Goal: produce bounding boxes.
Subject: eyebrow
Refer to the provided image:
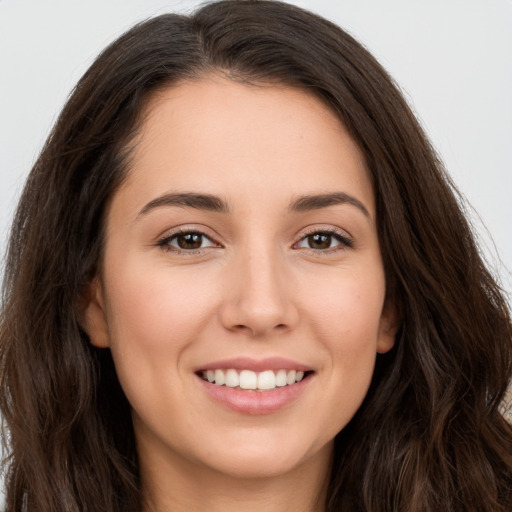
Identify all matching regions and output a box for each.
[137,191,370,218]
[138,192,230,217]
[289,192,370,217]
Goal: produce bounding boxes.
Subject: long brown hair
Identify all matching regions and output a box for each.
[1,1,511,510]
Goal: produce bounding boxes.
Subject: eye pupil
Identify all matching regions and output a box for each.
[177,233,203,249]
[308,233,331,249]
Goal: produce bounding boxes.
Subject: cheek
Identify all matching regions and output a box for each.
[102,261,225,425]
[300,267,385,414]
[302,265,386,345]
[102,260,223,402]
[105,262,218,348]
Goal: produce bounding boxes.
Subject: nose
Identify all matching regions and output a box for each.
[219,247,299,338]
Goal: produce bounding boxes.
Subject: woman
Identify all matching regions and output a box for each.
[1,1,511,511]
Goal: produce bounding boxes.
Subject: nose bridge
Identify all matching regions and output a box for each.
[220,237,297,337]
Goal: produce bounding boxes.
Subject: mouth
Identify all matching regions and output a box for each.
[197,368,313,391]
[195,357,314,414]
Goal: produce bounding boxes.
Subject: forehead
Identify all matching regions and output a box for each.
[115,75,374,218]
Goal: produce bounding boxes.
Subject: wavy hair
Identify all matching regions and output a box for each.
[1,1,511,510]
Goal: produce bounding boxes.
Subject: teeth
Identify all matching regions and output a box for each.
[239,369,257,389]
[214,369,225,386]
[275,369,287,387]
[257,370,275,390]
[201,369,308,390]
[225,369,239,388]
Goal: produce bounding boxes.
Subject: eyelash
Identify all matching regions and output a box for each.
[297,228,353,253]
[157,228,353,254]
[157,228,218,254]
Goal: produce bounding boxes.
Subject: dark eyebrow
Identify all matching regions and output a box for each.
[138,192,229,217]
[289,192,370,218]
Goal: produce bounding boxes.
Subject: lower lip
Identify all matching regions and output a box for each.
[197,374,312,415]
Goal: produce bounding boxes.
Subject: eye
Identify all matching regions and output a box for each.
[296,230,352,251]
[159,231,218,252]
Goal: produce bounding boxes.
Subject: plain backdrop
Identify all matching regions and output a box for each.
[0,0,511,304]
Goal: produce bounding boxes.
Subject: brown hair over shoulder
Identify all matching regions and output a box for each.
[1,1,511,510]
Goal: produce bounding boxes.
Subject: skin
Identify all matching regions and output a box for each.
[83,75,397,512]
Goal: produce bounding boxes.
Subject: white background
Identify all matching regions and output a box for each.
[0,0,511,302]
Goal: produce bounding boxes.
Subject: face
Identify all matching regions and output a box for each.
[84,76,396,484]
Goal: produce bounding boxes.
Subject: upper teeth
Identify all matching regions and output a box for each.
[202,369,305,390]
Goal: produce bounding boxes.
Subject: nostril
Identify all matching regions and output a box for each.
[219,294,299,336]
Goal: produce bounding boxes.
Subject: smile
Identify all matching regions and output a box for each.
[200,369,306,391]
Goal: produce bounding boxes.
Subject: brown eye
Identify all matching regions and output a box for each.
[176,233,203,249]
[164,231,217,251]
[307,233,333,250]
[296,230,352,251]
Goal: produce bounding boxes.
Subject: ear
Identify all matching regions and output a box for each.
[80,277,110,348]
[376,301,399,354]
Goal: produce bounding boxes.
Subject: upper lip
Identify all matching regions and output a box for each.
[196,357,313,373]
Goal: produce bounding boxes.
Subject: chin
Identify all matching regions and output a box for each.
[196,433,334,481]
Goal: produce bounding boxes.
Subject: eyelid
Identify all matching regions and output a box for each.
[293,226,354,252]
[156,226,223,253]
